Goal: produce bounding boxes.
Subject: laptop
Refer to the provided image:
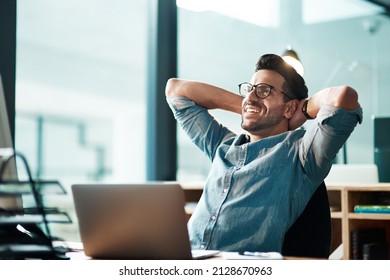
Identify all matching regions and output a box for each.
[71,183,219,259]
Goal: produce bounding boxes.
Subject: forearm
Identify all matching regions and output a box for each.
[304,86,360,119]
[289,86,360,130]
[165,78,242,114]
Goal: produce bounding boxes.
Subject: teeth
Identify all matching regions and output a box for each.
[245,106,260,113]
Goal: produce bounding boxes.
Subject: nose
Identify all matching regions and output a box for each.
[246,87,259,101]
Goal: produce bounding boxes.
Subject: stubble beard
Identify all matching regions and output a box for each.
[241,111,285,135]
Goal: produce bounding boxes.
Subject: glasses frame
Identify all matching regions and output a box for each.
[238,82,293,100]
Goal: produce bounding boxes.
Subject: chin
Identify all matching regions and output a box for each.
[241,122,255,132]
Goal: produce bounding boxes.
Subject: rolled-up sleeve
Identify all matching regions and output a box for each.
[300,104,363,184]
[167,96,236,161]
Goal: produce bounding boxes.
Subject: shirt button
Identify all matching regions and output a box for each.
[223,188,228,193]
[200,244,205,249]
[211,215,216,220]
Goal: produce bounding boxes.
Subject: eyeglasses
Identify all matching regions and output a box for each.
[238,82,293,100]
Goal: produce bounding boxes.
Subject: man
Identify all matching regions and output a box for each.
[165,54,362,253]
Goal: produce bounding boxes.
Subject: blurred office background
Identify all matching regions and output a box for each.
[4,0,390,240]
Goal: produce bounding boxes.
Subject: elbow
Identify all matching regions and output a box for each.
[334,85,360,110]
[165,78,180,97]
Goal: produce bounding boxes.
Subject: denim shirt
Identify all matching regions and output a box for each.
[167,96,362,253]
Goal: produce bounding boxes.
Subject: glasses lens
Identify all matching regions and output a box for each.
[240,83,252,97]
[256,84,271,98]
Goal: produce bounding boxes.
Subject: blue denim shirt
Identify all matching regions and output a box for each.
[167,96,362,253]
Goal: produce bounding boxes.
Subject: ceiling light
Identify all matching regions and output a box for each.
[282,47,304,77]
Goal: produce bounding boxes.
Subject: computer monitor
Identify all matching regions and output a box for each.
[373,116,390,182]
[0,73,22,210]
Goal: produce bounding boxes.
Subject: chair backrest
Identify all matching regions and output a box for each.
[281,181,331,258]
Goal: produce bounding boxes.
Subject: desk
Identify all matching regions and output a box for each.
[181,182,390,260]
[66,249,317,260]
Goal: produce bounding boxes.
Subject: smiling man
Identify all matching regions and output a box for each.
[165,54,362,253]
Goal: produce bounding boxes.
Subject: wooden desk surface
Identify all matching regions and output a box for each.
[326,182,390,191]
[66,251,318,260]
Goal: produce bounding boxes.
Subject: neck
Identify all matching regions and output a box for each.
[247,124,289,142]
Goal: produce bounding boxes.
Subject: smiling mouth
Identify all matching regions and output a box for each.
[244,105,261,113]
[245,108,260,113]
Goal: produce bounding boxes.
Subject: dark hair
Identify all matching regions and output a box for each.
[255,54,308,100]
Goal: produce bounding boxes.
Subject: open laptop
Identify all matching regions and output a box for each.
[71,183,219,259]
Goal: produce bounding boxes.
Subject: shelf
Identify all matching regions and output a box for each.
[0,210,72,224]
[348,213,390,220]
[0,215,43,224]
[330,211,342,219]
[0,244,69,260]
[25,207,72,223]
[0,179,66,195]
[335,182,390,260]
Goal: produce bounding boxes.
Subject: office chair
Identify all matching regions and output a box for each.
[281,181,331,258]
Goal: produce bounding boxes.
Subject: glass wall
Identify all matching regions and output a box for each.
[177,0,390,181]
[15,0,148,241]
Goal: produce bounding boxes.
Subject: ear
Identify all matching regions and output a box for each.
[284,99,299,119]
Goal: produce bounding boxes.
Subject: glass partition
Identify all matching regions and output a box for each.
[16,0,148,241]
